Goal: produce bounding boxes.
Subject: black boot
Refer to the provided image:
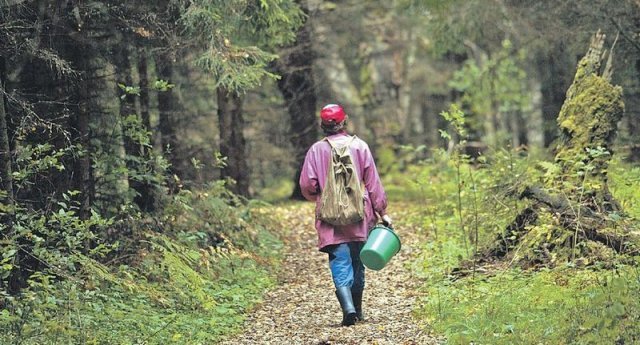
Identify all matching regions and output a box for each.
[352,288,364,322]
[335,286,357,326]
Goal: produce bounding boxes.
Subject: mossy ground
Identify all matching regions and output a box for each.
[388,151,640,344]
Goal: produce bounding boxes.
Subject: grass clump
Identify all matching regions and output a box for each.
[419,265,640,344]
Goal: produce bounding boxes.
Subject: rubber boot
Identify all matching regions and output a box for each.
[352,288,364,322]
[335,286,357,326]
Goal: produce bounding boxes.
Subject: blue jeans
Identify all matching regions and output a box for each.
[326,242,365,290]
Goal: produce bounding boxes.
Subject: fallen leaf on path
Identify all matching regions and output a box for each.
[220,203,442,345]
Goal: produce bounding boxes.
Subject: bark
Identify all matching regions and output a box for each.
[134,47,155,211]
[511,110,529,148]
[538,46,572,147]
[138,49,151,131]
[70,49,96,221]
[72,90,92,221]
[527,79,545,147]
[273,10,319,200]
[398,30,416,144]
[156,56,181,180]
[421,93,448,150]
[0,56,17,293]
[115,48,135,113]
[114,46,137,160]
[0,56,14,228]
[217,87,250,197]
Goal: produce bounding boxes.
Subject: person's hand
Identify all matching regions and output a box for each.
[381,214,393,228]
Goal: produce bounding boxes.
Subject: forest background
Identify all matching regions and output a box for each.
[1,0,640,344]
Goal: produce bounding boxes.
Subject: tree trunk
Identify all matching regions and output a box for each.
[156,56,181,182]
[554,32,624,210]
[273,10,319,200]
[527,79,545,147]
[486,32,633,267]
[217,87,250,197]
[70,44,103,221]
[311,16,365,136]
[421,93,448,151]
[538,46,572,147]
[509,110,529,148]
[625,59,640,161]
[115,47,136,163]
[0,55,19,293]
[72,88,92,221]
[115,46,155,211]
[134,47,155,211]
[398,29,416,144]
[138,49,151,132]
[0,56,14,228]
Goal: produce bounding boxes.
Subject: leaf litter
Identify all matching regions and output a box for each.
[220,202,441,345]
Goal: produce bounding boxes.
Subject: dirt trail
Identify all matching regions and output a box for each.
[221,203,440,345]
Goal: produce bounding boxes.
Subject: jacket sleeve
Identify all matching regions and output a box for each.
[361,143,388,216]
[299,146,320,201]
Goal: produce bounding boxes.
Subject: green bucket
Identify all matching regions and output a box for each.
[360,224,401,271]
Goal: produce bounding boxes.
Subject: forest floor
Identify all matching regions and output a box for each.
[220,202,440,345]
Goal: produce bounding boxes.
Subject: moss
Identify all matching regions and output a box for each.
[551,37,625,207]
[584,239,617,262]
[555,75,624,164]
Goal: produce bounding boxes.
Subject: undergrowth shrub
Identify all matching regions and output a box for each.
[397,145,640,344]
[0,183,282,344]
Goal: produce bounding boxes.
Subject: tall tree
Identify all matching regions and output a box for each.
[177,0,304,197]
[217,87,250,196]
[273,3,319,200]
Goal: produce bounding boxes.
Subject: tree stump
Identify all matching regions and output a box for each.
[488,32,638,267]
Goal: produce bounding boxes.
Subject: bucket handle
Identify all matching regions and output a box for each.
[366,222,401,252]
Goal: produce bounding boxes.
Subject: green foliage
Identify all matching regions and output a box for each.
[0,184,282,344]
[417,266,640,345]
[152,80,175,92]
[440,103,466,139]
[609,157,640,218]
[449,40,530,142]
[177,0,304,91]
[255,177,294,203]
[11,143,74,183]
[118,83,141,99]
[91,114,168,216]
[1,138,117,288]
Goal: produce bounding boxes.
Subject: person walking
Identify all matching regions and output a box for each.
[299,103,392,326]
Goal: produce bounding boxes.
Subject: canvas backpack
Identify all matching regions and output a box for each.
[318,136,365,226]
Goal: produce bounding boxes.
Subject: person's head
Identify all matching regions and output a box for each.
[320,104,348,135]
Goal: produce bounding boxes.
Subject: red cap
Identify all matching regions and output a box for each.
[320,104,346,124]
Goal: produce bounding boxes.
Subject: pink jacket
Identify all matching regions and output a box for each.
[299,132,388,250]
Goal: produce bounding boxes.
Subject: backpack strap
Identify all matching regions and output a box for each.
[324,135,356,150]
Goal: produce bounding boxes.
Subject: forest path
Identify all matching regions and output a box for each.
[220,202,440,345]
